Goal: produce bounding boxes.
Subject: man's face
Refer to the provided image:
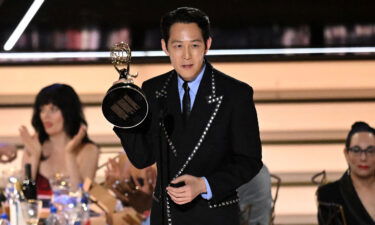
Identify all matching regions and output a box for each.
[162,23,212,81]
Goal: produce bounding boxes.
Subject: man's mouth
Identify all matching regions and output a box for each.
[182,64,193,69]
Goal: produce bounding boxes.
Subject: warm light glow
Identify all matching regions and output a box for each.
[3,0,45,51]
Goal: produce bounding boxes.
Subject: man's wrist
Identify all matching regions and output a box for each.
[200,177,207,194]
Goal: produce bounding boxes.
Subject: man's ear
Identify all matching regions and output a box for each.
[204,37,212,54]
[161,39,169,56]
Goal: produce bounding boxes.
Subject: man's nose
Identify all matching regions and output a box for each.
[183,47,191,60]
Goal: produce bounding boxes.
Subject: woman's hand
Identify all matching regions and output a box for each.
[65,125,86,154]
[19,125,42,157]
[137,166,156,194]
[105,157,125,187]
[111,178,154,213]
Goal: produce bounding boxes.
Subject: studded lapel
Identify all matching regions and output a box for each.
[153,64,225,225]
[154,63,224,181]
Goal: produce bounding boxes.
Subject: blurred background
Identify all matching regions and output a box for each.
[1,0,375,57]
[1,1,375,224]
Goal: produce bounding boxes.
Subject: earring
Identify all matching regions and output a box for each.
[346,167,351,176]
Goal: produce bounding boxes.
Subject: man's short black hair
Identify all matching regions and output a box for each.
[345,121,375,149]
[160,7,211,46]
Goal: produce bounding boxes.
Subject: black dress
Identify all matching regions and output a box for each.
[316,172,375,225]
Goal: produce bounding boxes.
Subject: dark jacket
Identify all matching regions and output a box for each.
[317,172,375,225]
[114,63,263,225]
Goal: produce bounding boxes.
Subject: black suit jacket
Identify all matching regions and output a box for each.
[114,62,263,225]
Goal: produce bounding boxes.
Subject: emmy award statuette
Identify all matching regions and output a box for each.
[102,42,149,128]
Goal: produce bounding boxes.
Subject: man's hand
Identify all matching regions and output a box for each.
[0,143,17,163]
[166,174,207,205]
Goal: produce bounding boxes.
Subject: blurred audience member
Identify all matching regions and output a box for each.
[0,143,17,163]
[317,121,375,224]
[20,83,100,195]
[105,153,156,225]
[237,164,272,225]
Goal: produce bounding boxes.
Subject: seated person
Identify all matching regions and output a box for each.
[237,164,272,225]
[316,121,375,225]
[105,153,156,225]
[0,143,17,163]
[20,83,100,196]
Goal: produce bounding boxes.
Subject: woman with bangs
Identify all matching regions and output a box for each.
[20,83,99,195]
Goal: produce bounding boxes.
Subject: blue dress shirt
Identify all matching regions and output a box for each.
[177,64,205,112]
[177,64,212,200]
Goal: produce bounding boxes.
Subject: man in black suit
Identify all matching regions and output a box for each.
[114,7,262,225]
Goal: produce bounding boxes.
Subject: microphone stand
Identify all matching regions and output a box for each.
[158,103,167,225]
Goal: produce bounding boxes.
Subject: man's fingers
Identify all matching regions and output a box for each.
[171,175,189,184]
[167,190,181,199]
[167,186,187,194]
[169,195,191,205]
[168,192,187,200]
[167,185,191,200]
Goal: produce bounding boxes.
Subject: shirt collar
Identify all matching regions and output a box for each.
[177,63,206,95]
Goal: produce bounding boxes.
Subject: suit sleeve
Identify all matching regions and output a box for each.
[113,81,156,169]
[206,85,263,202]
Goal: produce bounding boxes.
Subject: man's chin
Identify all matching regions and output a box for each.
[176,70,199,81]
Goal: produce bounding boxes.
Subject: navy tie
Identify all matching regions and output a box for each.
[182,81,191,123]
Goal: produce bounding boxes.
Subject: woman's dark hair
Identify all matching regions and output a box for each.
[160,7,211,47]
[31,83,92,145]
[345,121,375,149]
